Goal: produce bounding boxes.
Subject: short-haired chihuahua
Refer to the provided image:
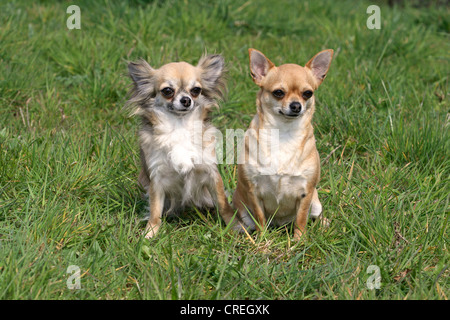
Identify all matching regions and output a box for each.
[233,48,333,239]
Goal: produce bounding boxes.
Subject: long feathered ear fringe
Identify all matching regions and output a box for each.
[125,59,156,116]
[197,53,227,103]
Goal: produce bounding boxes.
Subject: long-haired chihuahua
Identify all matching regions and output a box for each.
[127,54,236,239]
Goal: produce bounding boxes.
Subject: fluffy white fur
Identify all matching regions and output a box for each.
[127,54,236,238]
[139,108,219,212]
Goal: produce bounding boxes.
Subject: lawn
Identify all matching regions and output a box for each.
[0,0,448,300]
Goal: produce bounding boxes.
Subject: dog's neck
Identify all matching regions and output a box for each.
[143,106,208,134]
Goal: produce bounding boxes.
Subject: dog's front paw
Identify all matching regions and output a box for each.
[228,217,256,235]
[230,221,248,233]
[310,213,330,228]
[293,228,305,241]
[144,224,160,239]
[240,212,256,231]
[144,231,156,239]
[319,216,331,228]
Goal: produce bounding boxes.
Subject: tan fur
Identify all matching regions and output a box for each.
[233,48,333,239]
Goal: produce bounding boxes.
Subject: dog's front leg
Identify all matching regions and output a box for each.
[233,182,266,232]
[144,181,165,239]
[210,173,243,230]
[247,193,266,232]
[294,189,314,240]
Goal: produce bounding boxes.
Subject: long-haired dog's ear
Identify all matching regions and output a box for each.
[197,54,226,100]
[127,59,156,106]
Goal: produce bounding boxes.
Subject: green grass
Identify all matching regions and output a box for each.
[0,0,448,300]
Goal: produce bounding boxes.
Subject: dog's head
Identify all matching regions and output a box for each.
[128,54,226,116]
[248,48,333,120]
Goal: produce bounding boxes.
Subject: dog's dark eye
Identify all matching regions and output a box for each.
[161,87,174,98]
[190,87,202,97]
[303,90,313,99]
[272,89,285,98]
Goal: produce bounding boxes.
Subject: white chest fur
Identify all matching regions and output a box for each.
[147,111,216,173]
[140,110,218,209]
[244,120,315,225]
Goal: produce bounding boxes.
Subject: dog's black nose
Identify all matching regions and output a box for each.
[180,96,192,108]
[289,102,302,113]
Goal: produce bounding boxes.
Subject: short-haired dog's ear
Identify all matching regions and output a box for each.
[305,49,334,88]
[248,48,275,86]
[197,54,226,100]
